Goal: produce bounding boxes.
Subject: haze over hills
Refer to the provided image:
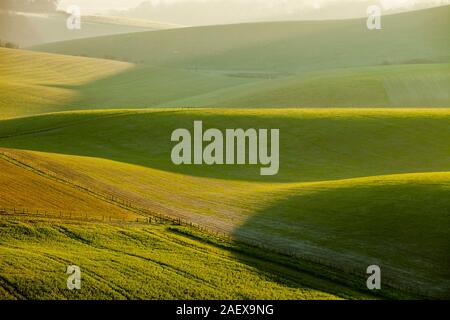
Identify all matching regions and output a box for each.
[31,6,450,72]
[27,5,450,109]
[0,10,182,47]
[1,108,450,297]
[1,5,449,300]
[75,0,450,26]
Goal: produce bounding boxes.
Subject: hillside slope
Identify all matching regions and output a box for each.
[1,46,449,119]
[1,218,353,300]
[0,11,181,48]
[0,153,139,221]
[0,48,132,119]
[30,6,450,72]
[0,108,449,297]
[23,6,450,109]
[2,109,450,183]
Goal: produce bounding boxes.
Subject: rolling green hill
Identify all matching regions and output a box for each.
[1,6,449,122]
[0,47,133,119]
[0,153,140,221]
[30,6,450,72]
[0,108,449,298]
[24,5,450,109]
[2,109,450,183]
[1,47,449,120]
[1,6,449,300]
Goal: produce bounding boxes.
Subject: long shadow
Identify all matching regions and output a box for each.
[1,110,450,182]
[232,179,450,299]
[51,63,263,111]
[169,225,383,300]
[2,85,450,299]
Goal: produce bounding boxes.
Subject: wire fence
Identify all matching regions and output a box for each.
[0,151,230,237]
[0,206,228,238]
[0,207,153,224]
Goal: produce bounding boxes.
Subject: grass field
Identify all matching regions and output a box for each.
[0,7,448,122]
[0,148,393,300]
[2,109,450,182]
[0,48,132,119]
[1,6,449,300]
[30,6,450,72]
[2,217,371,300]
[17,6,448,109]
[0,154,139,221]
[0,108,449,298]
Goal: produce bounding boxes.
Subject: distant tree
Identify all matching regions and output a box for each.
[0,39,19,49]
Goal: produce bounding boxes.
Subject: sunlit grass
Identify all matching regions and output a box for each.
[0,218,349,300]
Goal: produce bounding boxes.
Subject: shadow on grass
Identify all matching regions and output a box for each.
[231,180,450,299]
[2,110,450,182]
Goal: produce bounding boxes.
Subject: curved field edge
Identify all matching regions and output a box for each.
[1,109,449,298]
[2,5,450,121]
[0,150,394,300]
[29,6,450,73]
[2,108,450,183]
[0,154,140,221]
[0,47,132,120]
[0,147,448,298]
[1,47,449,120]
[22,6,450,109]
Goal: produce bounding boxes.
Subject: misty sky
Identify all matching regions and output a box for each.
[57,0,450,24]
[57,0,449,12]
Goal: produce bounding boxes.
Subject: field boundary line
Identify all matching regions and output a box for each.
[0,151,151,217]
[0,150,226,236]
[0,207,156,225]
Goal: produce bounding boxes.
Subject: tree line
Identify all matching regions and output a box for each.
[0,39,19,49]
